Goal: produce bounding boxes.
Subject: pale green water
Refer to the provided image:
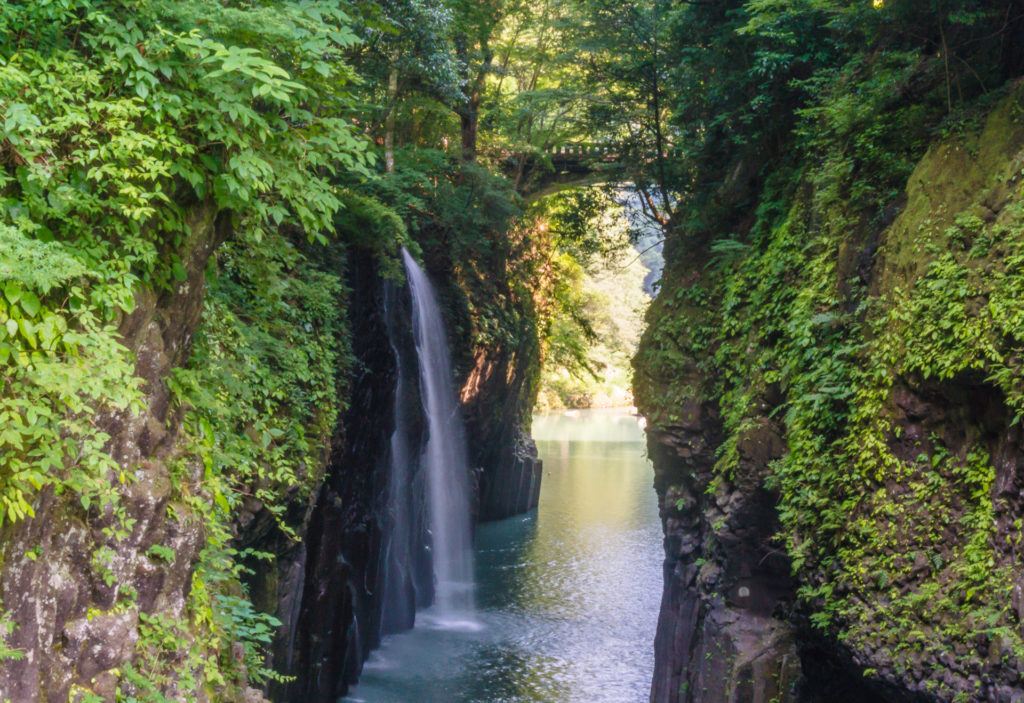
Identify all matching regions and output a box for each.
[344,408,662,703]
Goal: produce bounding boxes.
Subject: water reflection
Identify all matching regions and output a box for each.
[344,408,661,703]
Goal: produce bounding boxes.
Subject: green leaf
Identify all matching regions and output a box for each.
[19,293,40,318]
[171,260,188,283]
[18,320,36,349]
[4,281,22,305]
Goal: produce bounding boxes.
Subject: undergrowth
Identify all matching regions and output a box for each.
[635,45,1024,693]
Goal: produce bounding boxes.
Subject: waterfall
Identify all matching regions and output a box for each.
[379,284,416,635]
[401,248,476,616]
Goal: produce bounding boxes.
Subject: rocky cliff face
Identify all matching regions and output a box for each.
[460,328,544,522]
[636,85,1024,703]
[419,232,544,522]
[272,248,423,703]
[257,239,544,701]
[646,403,803,703]
[0,204,228,702]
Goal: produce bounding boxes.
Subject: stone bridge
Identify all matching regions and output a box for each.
[511,143,623,199]
[547,143,620,166]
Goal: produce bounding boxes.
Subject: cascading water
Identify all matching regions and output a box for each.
[401,248,476,616]
[379,284,416,636]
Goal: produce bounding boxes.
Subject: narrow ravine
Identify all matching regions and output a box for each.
[9,4,1024,702]
[344,409,662,703]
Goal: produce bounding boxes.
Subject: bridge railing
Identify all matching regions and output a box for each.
[547,143,620,161]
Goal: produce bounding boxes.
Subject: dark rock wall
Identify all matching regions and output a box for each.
[478,434,542,522]
[647,401,802,703]
[461,340,544,522]
[270,249,431,703]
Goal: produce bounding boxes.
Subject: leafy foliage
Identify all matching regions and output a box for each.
[634,0,1024,694]
[0,0,368,525]
[170,231,351,536]
[0,0,375,696]
[532,188,652,408]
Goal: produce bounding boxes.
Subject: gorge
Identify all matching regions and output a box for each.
[4,1,1024,703]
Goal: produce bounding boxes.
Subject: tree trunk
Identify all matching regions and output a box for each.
[460,105,478,163]
[454,32,493,165]
[385,66,398,173]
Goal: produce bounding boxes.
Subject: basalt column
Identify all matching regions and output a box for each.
[281,249,429,703]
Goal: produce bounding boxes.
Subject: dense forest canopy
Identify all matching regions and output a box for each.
[3,0,1024,699]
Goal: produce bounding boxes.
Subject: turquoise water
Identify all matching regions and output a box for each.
[344,408,662,703]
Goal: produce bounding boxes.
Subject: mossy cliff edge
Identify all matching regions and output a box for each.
[636,84,1024,703]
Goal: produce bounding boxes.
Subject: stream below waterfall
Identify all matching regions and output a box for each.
[343,408,662,703]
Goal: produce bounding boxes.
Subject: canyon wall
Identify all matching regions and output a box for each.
[254,233,544,701]
[0,205,227,702]
[636,84,1024,703]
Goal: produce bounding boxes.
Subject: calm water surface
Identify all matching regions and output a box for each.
[344,408,662,703]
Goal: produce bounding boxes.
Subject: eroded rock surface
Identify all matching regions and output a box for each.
[0,204,223,702]
[648,401,801,703]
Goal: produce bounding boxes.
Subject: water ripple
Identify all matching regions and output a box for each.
[344,409,661,703]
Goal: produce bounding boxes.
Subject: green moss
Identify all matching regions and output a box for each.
[637,73,1024,681]
[126,229,355,697]
[877,89,1024,294]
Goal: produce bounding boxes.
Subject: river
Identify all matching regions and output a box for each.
[344,408,662,703]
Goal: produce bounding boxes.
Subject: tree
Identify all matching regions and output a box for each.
[448,0,524,162]
[572,0,678,229]
[486,0,593,189]
[352,0,462,169]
